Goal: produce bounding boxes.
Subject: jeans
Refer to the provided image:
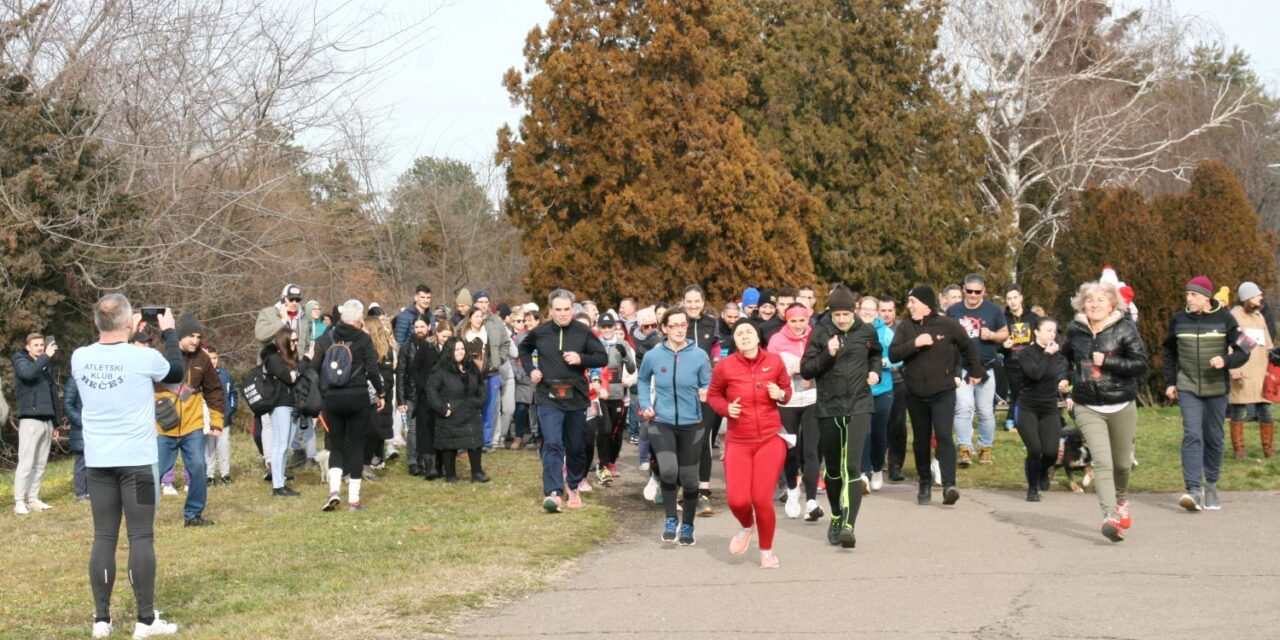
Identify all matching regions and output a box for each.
[290,417,318,460]
[955,369,996,450]
[13,418,53,503]
[627,391,640,438]
[537,404,588,496]
[497,376,516,446]
[269,406,298,488]
[157,431,208,520]
[205,427,231,477]
[863,392,893,473]
[1178,393,1228,490]
[1229,402,1273,423]
[482,373,501,446]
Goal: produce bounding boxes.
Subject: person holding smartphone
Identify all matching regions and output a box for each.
[11,332,61,515]
[1013,317,1069,502]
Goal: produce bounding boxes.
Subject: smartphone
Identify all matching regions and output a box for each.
[44,335,55,346]
[141,306,164,322]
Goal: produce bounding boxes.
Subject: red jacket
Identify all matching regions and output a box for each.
[708,350,792,445]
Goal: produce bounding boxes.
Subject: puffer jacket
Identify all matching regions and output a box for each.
[1162,301,1248,397]
[426,362,486,450]
[800,315,882,418]
[708,350,791,445]
[1062,310,1149,406]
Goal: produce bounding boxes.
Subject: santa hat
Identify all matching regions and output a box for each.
[1100,265,1120,286]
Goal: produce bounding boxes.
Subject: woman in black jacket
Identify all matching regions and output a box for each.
[262,327,302,497]
[1015,317,1068,503]
[413,319,452,479]
[1061,281,1149,542]
[426,336,489,483]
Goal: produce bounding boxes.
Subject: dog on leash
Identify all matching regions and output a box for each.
[1053,428,1094,494]
[314,449,330,484]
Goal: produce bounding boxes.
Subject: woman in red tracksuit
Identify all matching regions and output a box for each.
[708,320,792,569]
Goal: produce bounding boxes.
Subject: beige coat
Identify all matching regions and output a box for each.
[1229,305,1272,404]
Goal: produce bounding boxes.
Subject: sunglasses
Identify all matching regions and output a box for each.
[641,323,657,330]
[964,289,984,295]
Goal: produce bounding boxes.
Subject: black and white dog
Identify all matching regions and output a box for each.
[1053,428,1094,494]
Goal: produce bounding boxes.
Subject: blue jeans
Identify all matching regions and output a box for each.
[270,406,298,489]
[537,404,588,496]
[1179,393,1228,490]
[954,370,996,450]
[157,431,207,520]
[863,392,893,473]
[627,392,640,438]
[482,373,501,446]
[290,416,317,459]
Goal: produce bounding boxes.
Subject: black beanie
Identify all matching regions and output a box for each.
[177,312,203,338]
[908,286,938,311]
[827,284,856,312]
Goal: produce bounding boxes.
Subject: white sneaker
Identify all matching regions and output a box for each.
[161,484,178,496]
[29,499,53,511]
[92,620,113,637]
[870,471,884,492]
[639,461,651,472]
[132,615,177,638]
[804,499,824,522]
[783,487,802,519]
[642,475,659,502]
[578,478,593,493]
[14,502,29,516]
[931,458,942,486]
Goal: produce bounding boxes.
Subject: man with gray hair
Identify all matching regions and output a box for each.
[519,289,609,512]
[947,273,1008,467]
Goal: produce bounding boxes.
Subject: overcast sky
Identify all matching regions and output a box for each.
[355,0,1280,190]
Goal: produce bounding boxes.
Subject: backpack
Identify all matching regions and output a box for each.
[240,365,279,416]
[320,339,359,389]
[294,368,324,417]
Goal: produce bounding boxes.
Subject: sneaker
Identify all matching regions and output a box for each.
[629,435,639,445]
[1204,483,1221,510]
[578,478,593,493]
[888,464,904,483]
[784,487,802,519]
[347,501,364,511]
[930,458,942,486]
[696,494,714,517]
[978,447,993,465]
[272,487,301,497]
[661,517,678,543]
[183,516,214,527]
[860,474,870,495]
[322,492,340,512]
[1025,488,1040,502]
[826,518,842,546]
[92,620,113,638]
[607,463,620,479]
[870,471,883,492]
[1178,488,1203,512]
[1116,501,1132,529]
[729,526,753,556]
[958,446,972,468]
[759,550,779,569]
[221,475,233,485]
[471,472,491,483]
[566,489,583,509]
[838,524,856,549]
[206,476,216,486]
[161,484,178,496]
[29,499,52,511]
[1101,516,1125,543]
[639,461,651,472]
[943,485,960,506]
[543,494,563,513]
[678,523,696,546]
[596,466,613,484]
[804,499,824,522]
[132,615,177,638]
[1004,418,1015,431]
[1039,468,1052,491]
[643,475,659,502]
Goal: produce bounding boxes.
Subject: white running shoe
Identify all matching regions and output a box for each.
[132,614,177,638]
[642,475,659,502]
[161,484,178,496]
[870,471,884,492]
[578,478,593,493]
[783,487,802,519]
[639,461,651,472]
[29,499,53,511]
[92,620,113,637]
[14,502,29,516]
[804,499,824,522]
[931,458,942,486]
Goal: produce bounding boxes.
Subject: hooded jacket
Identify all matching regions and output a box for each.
[1162,300,1249,397]
[869,317,898,397]
[307,322,384,401]
[154,347,225,437]
[888,311,984,398]
[766,321,815,408]
[426,338,486,451]
[708,349,791,444]
[637,339,712,427]
[800,315,882,418]
[1062,310,1148,406]
[11,350,60,422]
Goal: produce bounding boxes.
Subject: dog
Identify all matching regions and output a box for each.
[1052,428,1094,494]
[314,449,330,484]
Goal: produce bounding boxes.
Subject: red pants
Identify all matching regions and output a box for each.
[723,437,787,551]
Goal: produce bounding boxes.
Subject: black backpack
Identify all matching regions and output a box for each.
[294,368,324,417]
[240,365,279,416]
[320,340,359,389]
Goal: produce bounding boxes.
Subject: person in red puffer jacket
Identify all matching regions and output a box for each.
[708,321,792,569]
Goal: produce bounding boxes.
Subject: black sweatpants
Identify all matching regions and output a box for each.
[906,390,958,486]
[88,465,157,623]
[698,401,720,494]
[780,404,820,500]
[648,422,703,525]
[819,415,870,527]
[322,392,369,480]
[596,398,627,466]
[1017,402,1061,489]
[887,381,908,468]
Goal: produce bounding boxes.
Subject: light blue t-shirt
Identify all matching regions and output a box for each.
[71,343,172,468]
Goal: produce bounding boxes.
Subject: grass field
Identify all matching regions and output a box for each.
[0,434,612,640]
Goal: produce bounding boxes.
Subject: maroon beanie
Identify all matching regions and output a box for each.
[1186,276,1213,298]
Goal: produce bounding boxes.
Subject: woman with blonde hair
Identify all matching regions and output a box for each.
[364,313,398,471]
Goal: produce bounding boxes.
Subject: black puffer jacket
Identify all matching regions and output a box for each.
[800,315,882,417]
[1062,311,1149,406]
[426,351,486,451]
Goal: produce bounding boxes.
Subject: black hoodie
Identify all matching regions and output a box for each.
[307,322,383,400]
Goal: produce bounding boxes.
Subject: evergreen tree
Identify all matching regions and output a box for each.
[498,0,819,304]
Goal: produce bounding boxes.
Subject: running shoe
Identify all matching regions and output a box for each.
[1116,501,1132,529]
[678,523,696,546]
[578,478,593,493]
[92,621,112,638]
[629,435,639,445]
[322,492,340,512]
[839,525,856,549]
[643,475,659,502]
[661,517,678,543]
[131,614,178,638]
[729,526,753,556]
[29,499,52,511]
[804,500,824,522]
[696,494,714,517]
[1178,488,1203,512]
[596,466,613,484]
[639,461,651,472]
[566,489,584,509]
[784,487,802,519]
[1204,483,1221,510]
[826,518,842,546]
[759,550,779,569]
[1101,516,1125,543]
[161,484,178,496]
[347,501,363,511]
[543,493,563,513]
[870,470,883,491]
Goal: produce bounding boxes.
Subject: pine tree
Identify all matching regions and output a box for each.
[738,0,1002,296]
[498,0,819,304]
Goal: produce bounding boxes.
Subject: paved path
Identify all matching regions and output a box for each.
[458,463,1280,639]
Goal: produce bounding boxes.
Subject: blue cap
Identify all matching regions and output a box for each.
[742,287,760,307]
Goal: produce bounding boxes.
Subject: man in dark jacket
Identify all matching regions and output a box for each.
[64,375,89,501]
[1163,276,1250,511]
[394,285,436,347]
[519,288,609,513]
[889,286,984,506]
[800,285,882,548]
[682,284,723,516]
[12,332,61,514]
[396,316,431,475]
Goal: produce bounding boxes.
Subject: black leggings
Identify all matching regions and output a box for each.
[322,393,369,480]
[441,448,483,479]
[698,401,720,492]
[596,399,626,466]
[648,422,703,525]
[1017,402,1061,489]
[906,390,958,486]
[88,465,157,623]
[780,404,820,500]
[819,415,870,527]
[584,414,602,469]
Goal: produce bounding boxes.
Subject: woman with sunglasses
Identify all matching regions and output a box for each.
[767,303,823,521]
[262,327,302,497]
[637,305,712,546]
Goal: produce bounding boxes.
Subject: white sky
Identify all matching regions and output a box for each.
[355,0,1279,190]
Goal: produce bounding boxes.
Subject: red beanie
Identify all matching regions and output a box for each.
[1186,276,1213,298]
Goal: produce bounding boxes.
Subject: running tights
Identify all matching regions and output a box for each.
[724,437,787,550]
[88,465,157,624]
[819,415,870,528]
[647,422,703,525]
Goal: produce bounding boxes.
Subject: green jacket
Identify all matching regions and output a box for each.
[1162,301,1249,397]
